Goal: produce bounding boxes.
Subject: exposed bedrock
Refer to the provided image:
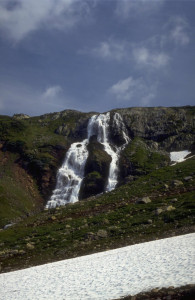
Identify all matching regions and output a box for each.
[79,136,112,199]
[115,107,194,151]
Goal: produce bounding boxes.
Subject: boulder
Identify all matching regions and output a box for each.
[136,197,151,204]
[166,205,176,212]
[184,176,193,181]
[26,243,35,250]
[156,208,163,215]
[172,180,183,186]
[97,229,108,238]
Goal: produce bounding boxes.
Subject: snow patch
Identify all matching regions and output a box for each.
[170,150,191,165]
[0,233,194,300]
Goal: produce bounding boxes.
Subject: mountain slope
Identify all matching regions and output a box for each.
[0,106,194,226]
[0,155,194,273]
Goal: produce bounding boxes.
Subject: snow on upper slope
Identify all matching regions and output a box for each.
[0,233,195,300]
[170,150,191,164]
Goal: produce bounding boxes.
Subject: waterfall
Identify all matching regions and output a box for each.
[88,112,129,191]
[45,140,89,208]
[46,112,129,208]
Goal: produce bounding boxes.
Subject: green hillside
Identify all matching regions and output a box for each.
[0,156,194,273]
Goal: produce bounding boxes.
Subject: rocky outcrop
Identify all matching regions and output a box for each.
[12,114,30,120]
[115,106,195,151]
[79,136,112,199]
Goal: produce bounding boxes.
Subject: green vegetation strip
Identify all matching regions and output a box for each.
[0,157,194,273]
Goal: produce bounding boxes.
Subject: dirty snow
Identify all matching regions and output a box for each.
[0,233,195,300]
[170,150,191,164]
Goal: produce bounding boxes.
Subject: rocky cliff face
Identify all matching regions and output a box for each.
[79,136,112,199]
[114,107,194,151]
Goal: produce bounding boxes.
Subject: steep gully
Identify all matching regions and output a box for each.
[46,112,129,208]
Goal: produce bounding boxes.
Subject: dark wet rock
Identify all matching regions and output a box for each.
[80,137,111,199]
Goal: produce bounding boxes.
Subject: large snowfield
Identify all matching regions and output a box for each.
[0,233,194,300]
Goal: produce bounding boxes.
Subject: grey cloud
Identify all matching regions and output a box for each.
[133,47,170,68]
[168,16,190,46]
[0,0,94,41]
[82,39,128,61]
[115,0,164,19]
[0,81,68,116]
[42,86,63,99]
[108,76,157,106]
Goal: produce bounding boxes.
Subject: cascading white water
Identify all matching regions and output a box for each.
[46,139,89,208]
[46,112,129,208]
[86,112,130,191]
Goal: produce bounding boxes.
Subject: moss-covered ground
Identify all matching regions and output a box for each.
[0,157,194,274]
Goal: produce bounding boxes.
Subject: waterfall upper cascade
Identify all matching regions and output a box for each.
[46,112,129,208]
[88,112,129,191]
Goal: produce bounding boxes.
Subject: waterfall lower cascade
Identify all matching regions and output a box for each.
[46,112,129,208]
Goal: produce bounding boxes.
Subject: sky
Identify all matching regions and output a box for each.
[0,0,194,116]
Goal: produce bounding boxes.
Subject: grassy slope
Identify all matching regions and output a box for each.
[0,111,91,226]
[0,151,43,227]
[0,156,194,273]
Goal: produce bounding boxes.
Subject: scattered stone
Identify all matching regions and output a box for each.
[66,224,71,229]
[171,198,178,203]
[51,216,56,221]
[18,250,26,255]
[3,223,15,230]
[146,219,153,224]
[108,226,119,232]
[172,179,183,186]
[156,208,163,215]
[184,176,193,181]
[166,205,176,212]
[136,197,151,204]
[85,232,96,240]
[81,224,88,229]
[97,229,108,238]
[151,288,160,293]
[164,184,169,189]
[26,243,35,250]
[103,219,110,225]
